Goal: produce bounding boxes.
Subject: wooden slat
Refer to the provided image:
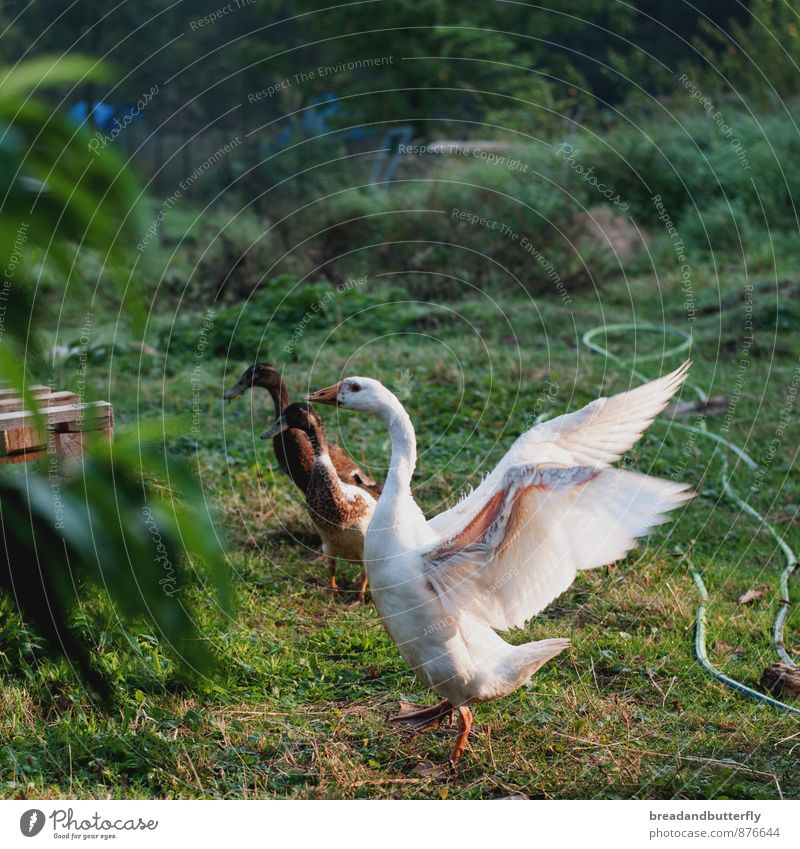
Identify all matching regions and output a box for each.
[53,431,86,463]
[0,393,113,464]
[0,401,112,431]
[1,402,112,456]
[0,391,78,414]
[0,385,51,399]
[0,447,48,465]
[0,388,70,454]
[5,426,39,452]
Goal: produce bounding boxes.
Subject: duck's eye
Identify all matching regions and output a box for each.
[349,383,361,392]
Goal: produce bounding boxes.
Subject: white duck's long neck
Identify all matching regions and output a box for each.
[385,403,416,490]
[370,393,428,545]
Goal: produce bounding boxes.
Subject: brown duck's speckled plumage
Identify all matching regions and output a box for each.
[224,363,382,497]
[278,403,373,538]
[278,404,376,599]
[305,454,372,536]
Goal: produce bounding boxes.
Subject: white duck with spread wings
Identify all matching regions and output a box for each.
[308,362,692,768]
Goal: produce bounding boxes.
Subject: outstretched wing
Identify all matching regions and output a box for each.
[513,360,691,467]
[421,463,691,631]
[427,361,689,536]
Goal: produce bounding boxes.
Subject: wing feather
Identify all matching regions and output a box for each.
[519,360,691,467]
[422,463,692,631]
[427,361,690,536]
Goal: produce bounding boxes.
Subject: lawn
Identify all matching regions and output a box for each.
[1,260,798,800]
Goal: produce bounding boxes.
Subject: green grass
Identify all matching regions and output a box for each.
[1,261,799,799]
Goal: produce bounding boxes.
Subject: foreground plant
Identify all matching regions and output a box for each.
[0,56,230,696]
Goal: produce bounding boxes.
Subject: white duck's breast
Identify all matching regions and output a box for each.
[365,550,479,703]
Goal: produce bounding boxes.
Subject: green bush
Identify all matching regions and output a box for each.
[157,108,800,298]
[582,113,800,234]
[270,154,613,294]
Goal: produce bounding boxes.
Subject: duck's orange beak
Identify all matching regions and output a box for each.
[306,382,341,406]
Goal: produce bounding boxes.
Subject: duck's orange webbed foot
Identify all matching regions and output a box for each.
[448,706,473,769]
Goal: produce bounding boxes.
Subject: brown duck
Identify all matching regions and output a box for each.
[262,403,376,602]
[224,363,381,496]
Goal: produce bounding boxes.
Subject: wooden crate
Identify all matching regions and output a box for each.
[0,387,113,464]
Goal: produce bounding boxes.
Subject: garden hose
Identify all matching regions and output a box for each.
[719,467,798,667]
[581,322,798,714]
[690,567,800,716]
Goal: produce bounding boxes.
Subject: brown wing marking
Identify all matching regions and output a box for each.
[427,466,604,569]
[430,489,507,565]
[496,483,536,559]
[495,471,600,560]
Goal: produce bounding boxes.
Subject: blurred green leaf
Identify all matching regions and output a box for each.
[0,54,108,100]
[0,56,230,697]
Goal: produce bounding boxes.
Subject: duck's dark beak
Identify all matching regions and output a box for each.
[261,415,288,440]
[223,381,247,401]
[306,382,341,406]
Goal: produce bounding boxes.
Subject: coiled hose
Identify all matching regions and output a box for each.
[581,323,799,715]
